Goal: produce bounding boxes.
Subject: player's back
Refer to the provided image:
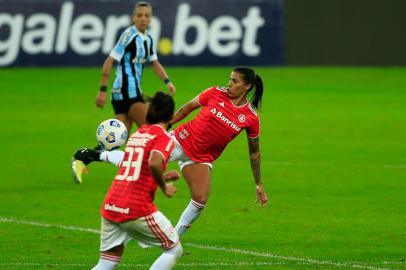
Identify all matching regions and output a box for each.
[101,124,173,222]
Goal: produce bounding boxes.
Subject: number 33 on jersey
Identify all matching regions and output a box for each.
[101,125,174,222]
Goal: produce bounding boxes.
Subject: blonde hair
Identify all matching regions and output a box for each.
[133,2,152,15]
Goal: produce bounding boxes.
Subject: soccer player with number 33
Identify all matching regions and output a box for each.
[75,92,182,270]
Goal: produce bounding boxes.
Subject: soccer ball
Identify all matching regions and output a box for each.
[96,119,128,150]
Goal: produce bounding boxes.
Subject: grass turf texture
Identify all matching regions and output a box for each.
[0,67,405,269]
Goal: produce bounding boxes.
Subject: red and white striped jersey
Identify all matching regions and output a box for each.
[101,124,174,222]
[174,86,260,163]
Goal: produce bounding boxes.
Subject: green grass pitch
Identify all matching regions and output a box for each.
[0,67,405,269]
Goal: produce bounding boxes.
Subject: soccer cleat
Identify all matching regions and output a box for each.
[71,158,88,184]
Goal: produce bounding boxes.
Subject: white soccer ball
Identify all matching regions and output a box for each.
[96,119,128,150]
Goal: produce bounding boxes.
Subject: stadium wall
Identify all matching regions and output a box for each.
[284,0,406,66]
[0,0,284,67]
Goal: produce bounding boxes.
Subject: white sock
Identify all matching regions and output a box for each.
[91,253,121,270]
[150,243,183,270]
[100,150,125,167]
[175,199,205,236]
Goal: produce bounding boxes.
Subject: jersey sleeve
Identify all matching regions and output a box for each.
[197,87,216,106]
[151,135,174,163]
[147,35,158,62]
[109,29,135,61]
[246,116,260,138]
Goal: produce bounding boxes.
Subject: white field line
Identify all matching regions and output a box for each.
[0,262,289,268]
[185,244,395,270]
[224,160,406,169]
[274,161,406,169]
[0,217,395,270]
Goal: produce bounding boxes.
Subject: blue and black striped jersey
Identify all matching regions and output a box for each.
[109,26,157,100]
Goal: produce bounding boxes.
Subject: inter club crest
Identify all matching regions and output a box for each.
[238,114,246,122]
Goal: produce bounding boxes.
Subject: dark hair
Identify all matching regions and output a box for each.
[146,91,175,124]
[233,67,263,110]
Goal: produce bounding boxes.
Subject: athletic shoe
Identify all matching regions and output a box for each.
[71,158,88,184]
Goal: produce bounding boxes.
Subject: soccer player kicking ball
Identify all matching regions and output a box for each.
[167,67,268,235]
[91,67,268,238]
[74,92,182,270]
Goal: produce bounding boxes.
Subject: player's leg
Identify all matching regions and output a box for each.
[150,242,183,270]
[92,218,129,270]
[121,211,181,270]
[175,163,211,236]
[92,244,124,270]
[71,112,131,184]
[115,113,132,135]
[128,101,148,128]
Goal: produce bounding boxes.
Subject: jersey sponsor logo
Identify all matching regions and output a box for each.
[218,102,225,107]
[104,203,130,214]
[119,31,132,46]
[210,107,241,132]
[132,57,147,64]
[126,131,156,147]
[238,114,246,122]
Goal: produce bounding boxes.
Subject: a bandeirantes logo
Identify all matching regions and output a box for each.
[210,107,241,132]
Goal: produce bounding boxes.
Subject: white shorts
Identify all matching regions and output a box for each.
[100,211,178,251]
[168,132,212,170]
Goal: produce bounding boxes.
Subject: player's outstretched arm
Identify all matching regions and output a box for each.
[171,97,201,125]
[96,56,115,108]
[247,137,268,207]
[151,60,176,95]
[149,151,176,197]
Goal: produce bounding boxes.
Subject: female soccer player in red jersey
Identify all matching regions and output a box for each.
[75,92,182,270]
[167,67,268,235]
[77,67,268,237]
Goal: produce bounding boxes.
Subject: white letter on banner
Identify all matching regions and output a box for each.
[172,3,208,56]
[209,16,241,57]
[103,15,130,54]
[22,14,56,54]
[0,14,24,66]
[70,15,104,55]
[56,2,74,54]
[241,7,265,56]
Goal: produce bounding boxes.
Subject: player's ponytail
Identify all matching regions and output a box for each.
[251,74,263,110]
[233,67,264,110]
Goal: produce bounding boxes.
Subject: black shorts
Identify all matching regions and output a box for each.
[111,96,145,115]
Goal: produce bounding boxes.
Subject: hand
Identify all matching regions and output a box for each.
[255,184,268,207]
[74,148,101,164]
[163,184,176,197]
[166,82,176,95]
[96,91,106,108]
[164,170,180,182]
